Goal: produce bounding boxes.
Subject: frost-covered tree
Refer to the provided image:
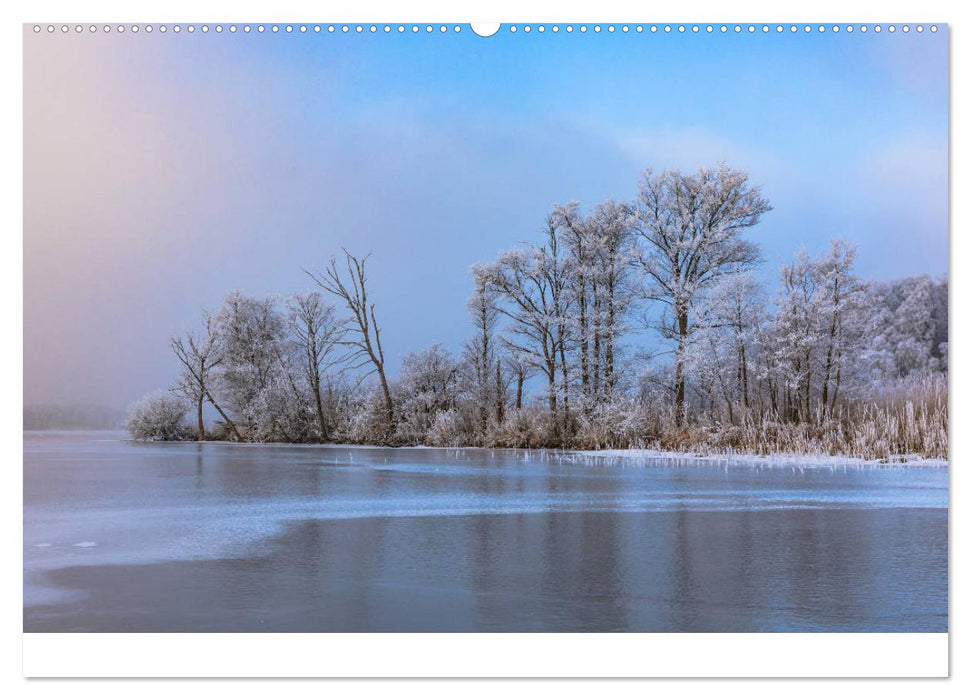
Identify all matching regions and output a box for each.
[212,293,287,419]
[308,250,395,436]
[206,292,310,441]
[554,199,636,401]
[865,275,948,379]
[171,312,240,441]
[126,391,191,441]
[588,199,637,395]
[814,239,865,414]
[287,291,341,441]
[395,344,460,443]
[771,249,821,422]
[479,215,575,436]
[767,240,867,422]
[504,350,534,411]
[688,271,767,423]
[553,201,595,397]
[464,267,502,433]
[633,164,771,424]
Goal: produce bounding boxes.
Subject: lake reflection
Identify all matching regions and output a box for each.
[23,432,947,632]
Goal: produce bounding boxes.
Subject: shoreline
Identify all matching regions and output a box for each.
[24,430,947,468]
[567,448,948,469]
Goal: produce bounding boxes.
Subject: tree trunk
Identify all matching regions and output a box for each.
[494,359,505,424]
[605,290,615,392]
[546,357,558,438]
[480,316,491,432]
[803,350,813,423]
[738,343,750,410]
[557,331,570,436]
[592,283,601,398]
[821,317,837,417]
[378,372,394,427]
[313,379,328,442]
[831,344,843,412]
[578,285,589,393]
[674,309,688,426]
[547,368,557,421]
[196,394,205,441]
[205,389,242,441]
[821,278,841,418]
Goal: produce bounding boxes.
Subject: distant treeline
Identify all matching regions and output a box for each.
[25,403,124,431]
[128,164,948,460]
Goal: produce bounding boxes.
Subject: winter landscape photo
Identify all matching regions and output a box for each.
[24,23,947,633]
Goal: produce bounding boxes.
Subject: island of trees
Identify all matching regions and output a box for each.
[128,164,948,460]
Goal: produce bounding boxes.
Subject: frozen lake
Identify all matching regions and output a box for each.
[24,431,947,632]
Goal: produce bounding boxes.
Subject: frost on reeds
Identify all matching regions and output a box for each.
[630,373,947,462]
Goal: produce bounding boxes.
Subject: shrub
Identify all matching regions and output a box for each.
[426,408,461,446]
[573,396,655,449]
[126,391,192,441]
[342,389,397,445]
[489,407,547,448]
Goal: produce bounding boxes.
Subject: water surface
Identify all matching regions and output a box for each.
[24,431,948,632]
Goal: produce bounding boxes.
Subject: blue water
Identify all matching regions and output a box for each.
[23,431,948,632]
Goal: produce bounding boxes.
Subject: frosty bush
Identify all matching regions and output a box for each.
[490,407,547,448]
[344,388,397,445]
[394,344,460,444]
[574,396,653,450]
[126,391,192,441]
[246,376,316,443]
[426,408,462,447]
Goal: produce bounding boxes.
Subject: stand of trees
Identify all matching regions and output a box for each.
[128,164,948,460]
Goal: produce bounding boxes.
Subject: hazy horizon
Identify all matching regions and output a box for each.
[24,25,948,410]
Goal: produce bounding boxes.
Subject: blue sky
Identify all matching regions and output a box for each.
[24,26,948,408]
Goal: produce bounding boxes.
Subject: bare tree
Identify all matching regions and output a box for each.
[307,250,395,432]
[170,313,242,441]
[287,291,342,441]
[633,164,771,424]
